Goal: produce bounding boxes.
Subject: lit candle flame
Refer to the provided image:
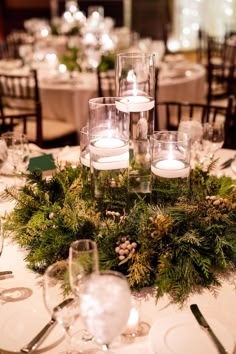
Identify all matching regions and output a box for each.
[127,70,138,96]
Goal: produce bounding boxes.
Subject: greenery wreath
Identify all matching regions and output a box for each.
[2,160,236,304]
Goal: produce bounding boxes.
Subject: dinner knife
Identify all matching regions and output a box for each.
[0,271,13,276]
[20,297,74,353]
[190,304,228,354]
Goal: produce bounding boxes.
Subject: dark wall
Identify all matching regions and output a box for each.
[57,0,124,26]
[0,0,124,38]
[132,0,171,41]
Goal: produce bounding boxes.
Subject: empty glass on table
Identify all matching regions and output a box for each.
[69,239,99,344]
[43,260,80,354]
[196,121,225,167]
[1,132,30,176]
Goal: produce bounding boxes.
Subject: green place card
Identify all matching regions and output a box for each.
[28,154,56,172]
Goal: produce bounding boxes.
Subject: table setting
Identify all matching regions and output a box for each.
[0,135,236,353]
[0,48,236,354]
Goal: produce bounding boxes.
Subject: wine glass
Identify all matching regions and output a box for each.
[1,132,30,176]
[43,259,80,354]
[0,218,3,259]
[0,137,8,186]
[196,121,225,168]
[69,239,99,343]
[79,270,132,353]
[202,121,225,159]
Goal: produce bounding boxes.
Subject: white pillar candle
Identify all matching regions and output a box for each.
[90,137,128,157]
[116,96,154,113]
[151,159,190,178]
[92,151,129,170]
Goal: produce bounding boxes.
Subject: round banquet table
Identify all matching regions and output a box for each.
[0,146,235,354]
[39,61,206,132]
[0,59,206,135]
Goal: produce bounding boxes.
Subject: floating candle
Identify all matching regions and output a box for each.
[92,151,129,170]
[151,159,190,178]
[80,152,90,168]
[116,96,154,113]
[90,137,128,157]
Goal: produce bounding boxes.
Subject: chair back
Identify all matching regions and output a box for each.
[155,96,234,132]
[97,68,115,97]
[0,41,19,59]
[206,61,236,103]
[0,70,42,146]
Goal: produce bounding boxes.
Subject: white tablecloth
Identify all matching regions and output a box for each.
[0,60,206,135]
[39,63,206,133]
[0,147,235,354]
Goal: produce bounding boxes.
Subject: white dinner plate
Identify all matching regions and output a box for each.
[0,302,64,353]
[148,312,235,354]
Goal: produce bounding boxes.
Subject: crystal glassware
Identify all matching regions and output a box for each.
[79,270,132,353]
[69,239,99,343]
[2,132,30,175]
[88,97,129,203]
[0,137,8,187]
[196,121,225,168]
[43,259,80,354]
[151,131,191,205]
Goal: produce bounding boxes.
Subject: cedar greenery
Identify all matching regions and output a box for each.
[2,162,236,304]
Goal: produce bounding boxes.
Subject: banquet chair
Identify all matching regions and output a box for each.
[0,70,78,148]
[206,61,236,105]
[155,95,235,133]
[223,103,236,149]
[97,68,115,97]
[0,41,19,59]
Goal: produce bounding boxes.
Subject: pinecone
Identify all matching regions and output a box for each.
[115,237,137,263]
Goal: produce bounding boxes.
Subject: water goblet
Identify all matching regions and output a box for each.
[203,121,225,159]
[79,270,132,353]
[196,121,225,168]
[69,239,99,344]
[43,259,80,354]
[2,132,30,178]
[0,137,8,187]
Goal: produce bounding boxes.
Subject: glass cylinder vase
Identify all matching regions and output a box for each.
[115,53,155,198]
[151,131,191,205]
[88,97,129,212]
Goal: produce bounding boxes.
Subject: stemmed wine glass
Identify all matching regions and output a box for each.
[43,259,80,354]
[202,121,225,159]
[79,270,132,353]
[0,137,8,187]
[1,132,30,178]
[0,218,12,277]
[196,121,225,167]
[69,239,99,344]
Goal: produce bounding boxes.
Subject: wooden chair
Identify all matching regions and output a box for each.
[97,68,115,97]
[0,41,19,59]
[155,95,235,134]
[0,70,78,148]
[206,61,236,105]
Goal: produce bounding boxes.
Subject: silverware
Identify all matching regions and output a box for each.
[190,304,228,354]
[0,271,13,276]
[220,155,236,169]
[20,297,74,353]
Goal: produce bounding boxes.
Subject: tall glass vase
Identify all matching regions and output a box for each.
[115,53,155,199]
[88,97,129,213]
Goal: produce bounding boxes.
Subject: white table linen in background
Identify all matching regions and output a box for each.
[0,59,206,134]
[0,147,235,353]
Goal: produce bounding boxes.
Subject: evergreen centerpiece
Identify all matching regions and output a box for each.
[2,160,236,304]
